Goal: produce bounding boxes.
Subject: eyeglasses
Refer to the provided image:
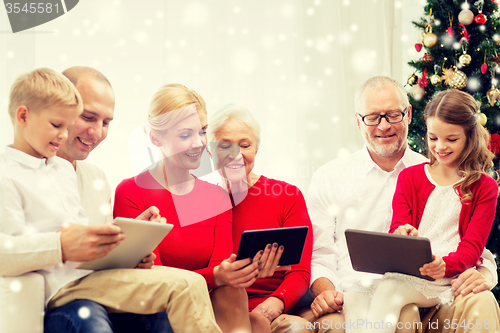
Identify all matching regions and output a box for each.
[357,107,408,126]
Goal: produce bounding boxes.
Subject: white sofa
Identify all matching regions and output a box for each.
[0,273,44,333]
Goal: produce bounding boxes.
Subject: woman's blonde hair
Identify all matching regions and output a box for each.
[8,68,82,122]
[424,89,495,202]
[147,83,206,133]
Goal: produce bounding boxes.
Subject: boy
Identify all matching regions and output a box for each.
[0,68,222,333]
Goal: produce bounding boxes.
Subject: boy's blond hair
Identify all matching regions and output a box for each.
[8,68,83,121]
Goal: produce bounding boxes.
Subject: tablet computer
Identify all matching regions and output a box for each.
[236,226,309,266]
[77,217,173,271]
[345,229,434,281]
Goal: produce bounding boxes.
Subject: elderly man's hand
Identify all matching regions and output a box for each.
[311,289,344,317]
[59,224,125,262]
[451,267,493,296]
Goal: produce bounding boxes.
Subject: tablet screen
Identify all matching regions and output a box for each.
[236,226,309,266]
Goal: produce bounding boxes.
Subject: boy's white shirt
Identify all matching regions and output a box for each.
[0,146,91,306]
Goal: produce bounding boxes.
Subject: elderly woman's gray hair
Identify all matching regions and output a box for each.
[208,104,261,149]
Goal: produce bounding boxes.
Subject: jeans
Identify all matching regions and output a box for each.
[44,299,174,333]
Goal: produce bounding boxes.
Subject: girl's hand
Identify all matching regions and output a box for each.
[393,224,418,236]
[214,254,260,288]
[256,243,291,278]
[420,255,446,279]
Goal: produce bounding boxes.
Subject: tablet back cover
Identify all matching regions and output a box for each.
[78,218,173,270]
[345,229,434,281]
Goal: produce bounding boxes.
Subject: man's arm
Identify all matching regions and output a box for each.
[0,175,124,276]
[310,277,344,317]
[307,168,344,317]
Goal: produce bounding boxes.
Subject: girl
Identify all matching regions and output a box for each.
[344,89,498,333]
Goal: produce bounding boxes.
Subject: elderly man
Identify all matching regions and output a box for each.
[36,66,221,333]
[300,76,499,333]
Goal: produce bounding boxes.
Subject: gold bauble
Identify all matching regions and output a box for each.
[478,112,487,126]
[430,74,441,86]
[423,32,438,48]
[459,53,472,66]
[448,70,468,89]
[487,88,499,107]
[458,9,475,25]
[407,73,418,86]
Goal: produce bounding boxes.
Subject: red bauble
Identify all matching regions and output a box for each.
[447,27,453,37]
[482,63,488,74]
[474,13,487,24]
[415,43,422,52]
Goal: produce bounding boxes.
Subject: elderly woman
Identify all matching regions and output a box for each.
[114,85,264,333]
[208,104,314,333]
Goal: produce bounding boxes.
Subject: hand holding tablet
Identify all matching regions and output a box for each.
[77,217,173,271]
[345,229,435,281]
[236,226,309,267]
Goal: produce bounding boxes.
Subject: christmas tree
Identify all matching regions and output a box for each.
[406,0,500,302]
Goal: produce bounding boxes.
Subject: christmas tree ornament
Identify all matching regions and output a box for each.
[410,85,425,100]
[459,23,471,42]
[474,0,487,24]
[493,34,500,45]
[430,74,441,86]
[459,53,472,66]
[487,87,499,106]
[422,53,434,61]
[441,67,456,85]
[448,12,454,37]
[423,32,438,47]
[475,13,488,24]
[478,112,488,126]
[458,9,475,25]
[476,99,482,110]
[482,52,488,74]
[418,68,428,88]
[449,70,468,89]
[407,73,418,86]
[415,43,423,52]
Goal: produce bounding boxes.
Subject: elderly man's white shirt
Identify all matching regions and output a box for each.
[0,146,91,306]
[308,146,497,293]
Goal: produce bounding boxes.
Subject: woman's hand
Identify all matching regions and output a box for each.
[256,243,291,278]
[393,224,418,236]
[251,297,284,323]
[214,254,260,288]
[136,252,156,269]
[420,255,446,279]
[136,206,167,223]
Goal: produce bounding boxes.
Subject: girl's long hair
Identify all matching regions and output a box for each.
[424,89,495,202]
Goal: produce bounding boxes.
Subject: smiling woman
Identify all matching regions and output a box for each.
[208,104,314,333]
[113,84,267,333]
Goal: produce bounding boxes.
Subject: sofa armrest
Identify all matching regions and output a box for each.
[0,272,44,333]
